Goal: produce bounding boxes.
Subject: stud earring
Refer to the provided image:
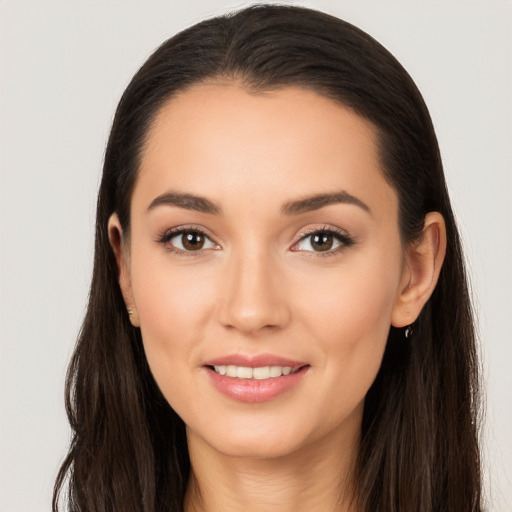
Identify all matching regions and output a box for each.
[404,325,413,339]
[126,306,140,327]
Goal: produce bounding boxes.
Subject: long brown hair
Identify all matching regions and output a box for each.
[53,5,482,511]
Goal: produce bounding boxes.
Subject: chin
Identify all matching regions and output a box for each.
[187,408,352,462]
[186,415,313,460]
[210,433,304,460]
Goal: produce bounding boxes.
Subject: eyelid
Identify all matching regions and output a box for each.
[156,224,355,256]
[290,225,356,255]
[156,224,221,254]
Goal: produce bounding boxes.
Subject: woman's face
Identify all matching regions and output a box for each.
[119,84,409,458]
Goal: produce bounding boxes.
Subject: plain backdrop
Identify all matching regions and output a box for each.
[1,1,511,510]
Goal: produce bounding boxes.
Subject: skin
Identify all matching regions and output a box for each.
[109,84,446,512]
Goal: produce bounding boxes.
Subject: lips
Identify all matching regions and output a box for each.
[203,354,309,402]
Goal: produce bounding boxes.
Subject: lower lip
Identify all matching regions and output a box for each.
[205,366,309,403]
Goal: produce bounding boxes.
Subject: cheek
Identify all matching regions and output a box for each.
[129,249,218,398]
[294,250,402,406]
[298,252,401,344]
[132,239,217,329]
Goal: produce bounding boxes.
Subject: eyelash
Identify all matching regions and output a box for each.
[157,225,218,256]
[157,225,356,256]
[291,226,356,257]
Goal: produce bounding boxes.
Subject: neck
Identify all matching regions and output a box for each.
[184,426,360,512]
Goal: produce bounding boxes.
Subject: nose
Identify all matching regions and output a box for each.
[217,251,291,335]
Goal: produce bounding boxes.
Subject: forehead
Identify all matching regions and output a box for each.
[136,83,396,217]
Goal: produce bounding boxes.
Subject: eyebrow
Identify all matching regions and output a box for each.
[281,191,371,216]
[147,192,222,215]
[146,189,370,216]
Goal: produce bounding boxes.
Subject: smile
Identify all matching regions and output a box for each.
[204,356,309,402]
[210,365,300,379]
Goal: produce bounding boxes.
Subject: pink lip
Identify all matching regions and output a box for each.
[203,353,309,403]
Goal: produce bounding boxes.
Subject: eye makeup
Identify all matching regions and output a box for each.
[290,225,356,257]
[156,223,356,258]
[156,225,220,256]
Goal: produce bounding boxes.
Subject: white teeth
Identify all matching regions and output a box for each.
[212,365,299,379]
[270,366,282,377]
[226,365,237,377]
[253,366,271,380]
[236,366,253,379]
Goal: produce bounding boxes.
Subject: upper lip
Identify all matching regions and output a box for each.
[203,353,307,368]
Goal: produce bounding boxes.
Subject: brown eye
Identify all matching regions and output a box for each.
[293,229,354,254]
[310,233,334,251]
[166,229,217,252]
[182,232,205,251]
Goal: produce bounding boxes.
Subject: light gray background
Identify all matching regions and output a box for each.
[1,1,511,510]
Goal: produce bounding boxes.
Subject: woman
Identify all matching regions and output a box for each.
[53,5,481,511]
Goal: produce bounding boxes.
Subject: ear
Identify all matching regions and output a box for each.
[108,213,140,327]
[391,212,447,328]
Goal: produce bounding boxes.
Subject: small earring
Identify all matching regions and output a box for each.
[126,306,140,327]
[404,325,413,339]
